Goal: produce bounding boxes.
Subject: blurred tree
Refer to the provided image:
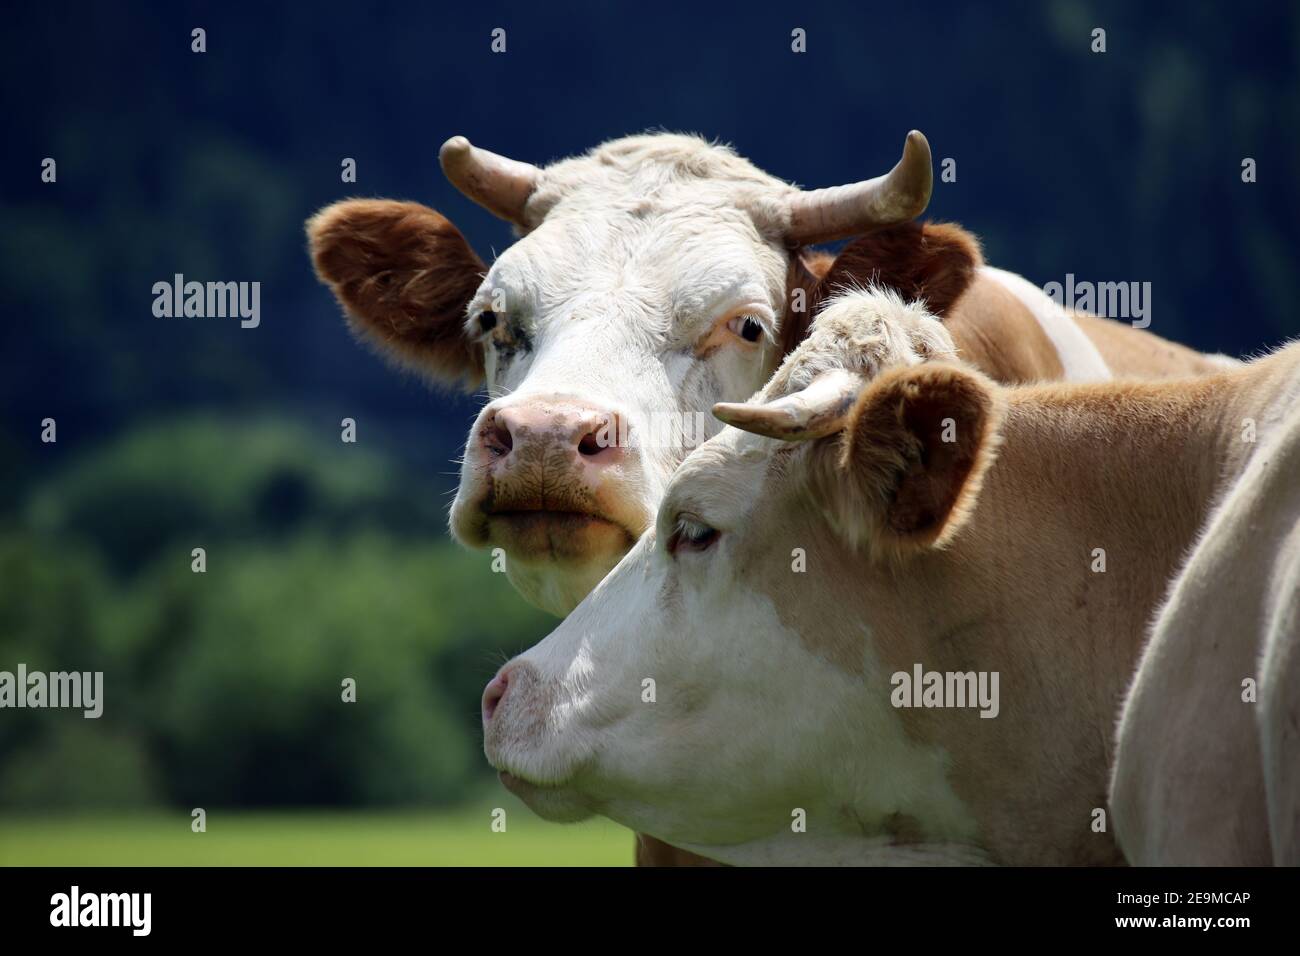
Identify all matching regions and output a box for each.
[0,421,552,810]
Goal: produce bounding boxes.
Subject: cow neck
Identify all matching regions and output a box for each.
[881,372,1246,863]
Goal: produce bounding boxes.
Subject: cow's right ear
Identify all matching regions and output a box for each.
[307,199,486,389]
[825,363,1003,557]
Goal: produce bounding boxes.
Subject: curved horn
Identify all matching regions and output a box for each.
[439,136,539,226]
[713,369,861,442]
[785,130,933,245]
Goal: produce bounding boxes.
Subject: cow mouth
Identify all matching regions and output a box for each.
[488,508,614,523]
[481,508,637,561]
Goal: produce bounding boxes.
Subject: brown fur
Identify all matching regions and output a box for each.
[1072,312,1228,378]
[784,221,1225,386]
[814,222,984,319]
[780,251,829,358]
[752,356,1298,862]
[841,365,1003,550]
[782,222,1071,385]
[307,200,486,388]
[782,223,982,362]
[788,363,1005,569]
[941,274,1066,383]
[635,835,724,867]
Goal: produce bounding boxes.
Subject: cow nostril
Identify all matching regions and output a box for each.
[578,413,621,457]
[482,672,509,722]
[484,416,514,457]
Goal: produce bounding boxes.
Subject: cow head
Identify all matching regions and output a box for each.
[480,291,1009,862]
[308,132,984,615]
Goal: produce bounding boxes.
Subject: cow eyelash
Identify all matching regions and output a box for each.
[668,515,720,555]
[726,313,766,344]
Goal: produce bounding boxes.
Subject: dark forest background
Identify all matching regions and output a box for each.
[1,1,1297,811]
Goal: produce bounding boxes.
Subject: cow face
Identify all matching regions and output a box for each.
[309,133,952,615]
[480,293,1006,862]
[446,160,796,615]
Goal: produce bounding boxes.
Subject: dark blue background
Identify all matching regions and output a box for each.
[4,0,1298,484]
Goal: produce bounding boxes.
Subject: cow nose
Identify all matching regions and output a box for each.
[483,672,508,722]
[483,398,625,464]
[482,670,510,722]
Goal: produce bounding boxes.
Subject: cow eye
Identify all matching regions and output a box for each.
[477,310,498,333]
[669,516,720,555]
[727,314,765,343]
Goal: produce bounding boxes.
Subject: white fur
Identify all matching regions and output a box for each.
[1205,352,1243,369]
[450,137,795,614]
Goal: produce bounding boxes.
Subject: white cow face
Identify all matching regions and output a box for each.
[308,133,935,615]
[481,294,1003,862]
[446,159,794,615]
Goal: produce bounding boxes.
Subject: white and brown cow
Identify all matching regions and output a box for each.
[308,132,1227,619]
[480,290,1298,865]
[308,132,1234,866]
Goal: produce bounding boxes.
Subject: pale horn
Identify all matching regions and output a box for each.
[713,369,862,442]
[439,136,540,226]
[785,130,933,245]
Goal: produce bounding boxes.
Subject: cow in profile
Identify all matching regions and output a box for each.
[479,290,1297,865]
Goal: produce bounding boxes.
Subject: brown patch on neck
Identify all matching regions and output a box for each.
[942,274,1066,383]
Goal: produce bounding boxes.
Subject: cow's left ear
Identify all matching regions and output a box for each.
[825,362,1003,554]
[812,221,983,319]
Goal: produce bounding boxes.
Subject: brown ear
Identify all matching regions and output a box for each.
[307,199,486,388]
[814,221,983,319]
[780,250,832,356]
[830,363,1002,554]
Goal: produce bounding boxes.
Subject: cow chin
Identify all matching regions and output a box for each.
[498,772,594,823]
[502,538,627,616]
[457,510,633,616]
[449,473,649,615]
[486,510,633,563]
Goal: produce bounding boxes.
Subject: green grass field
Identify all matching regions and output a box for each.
[0,797,634,866]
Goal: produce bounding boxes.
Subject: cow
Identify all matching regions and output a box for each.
[1110,362,1300,865]
[479,289,1298,865]
[307,132,1234,866]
